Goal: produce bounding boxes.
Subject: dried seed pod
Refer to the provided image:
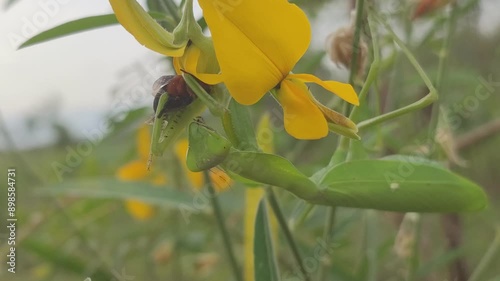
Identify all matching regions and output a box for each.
[325,24,368,79]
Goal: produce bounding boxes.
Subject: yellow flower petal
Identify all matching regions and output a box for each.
[137,125,151,160]
[188,172,205,190]
[175,139,204,188]
[173,56,182,75]
[125,199,155,220]
[151,174,168,185]
[117,160,148,181]
[210,168,232,192]
[276,78,328,139]
[198,0,311,105]
[110,0,186,57]
[288,73,359,106]
[173,44,224,85]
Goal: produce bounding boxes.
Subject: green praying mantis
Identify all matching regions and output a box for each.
[146,73,317,198]
[146,73,487,213]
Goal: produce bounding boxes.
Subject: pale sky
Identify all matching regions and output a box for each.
[0,0,175,149]
[0,0,498,149]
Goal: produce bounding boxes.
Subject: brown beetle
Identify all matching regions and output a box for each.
[152,75,210,118]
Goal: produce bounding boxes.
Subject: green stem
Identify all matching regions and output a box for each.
[357,92,436,130]
[357,13,438,131]
[266,188,311,281]
[343,0,366,116]
[427,2,459,153]
[468,226,500,281]
[317,206,337,281]
[349,14,381,122]
[294,203,315,230]
[204,171,242,281]
[406,214,422,281]
[348,0,366,86]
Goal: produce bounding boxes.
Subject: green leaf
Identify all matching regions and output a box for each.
[37,178,201,211]
[254,199,280,281]
[314,156,488,212]
[19,14,119,49]
[18,12,171,49]
[223,151,317,201]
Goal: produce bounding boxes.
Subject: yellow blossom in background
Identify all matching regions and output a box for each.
[175,139,232,192]
[244,113,279,281]
[116,125,167,220]
[198,0,359,139]
[116,127,232,220]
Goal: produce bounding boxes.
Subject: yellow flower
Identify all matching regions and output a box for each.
[199,0,359,139]
[116,125,167,220]
[110,0,222,85]
[175,139,232,192]
[172,44,223,85]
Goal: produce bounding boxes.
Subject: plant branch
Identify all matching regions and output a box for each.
[456,119,500,150]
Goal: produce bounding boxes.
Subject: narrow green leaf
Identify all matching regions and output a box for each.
[18,12,171,49]
[313,156,488,212]
[37,178,201,211]
[19,14,118,49]
[254,199,280,281]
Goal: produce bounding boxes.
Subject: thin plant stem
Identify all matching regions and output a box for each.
[348,0,365,86]
[468,226,500,281]
[357,13,438,131]
[321,2,366,276]
[203,171,242,281]
[427,2,459,153]
[266,187,311,281]
[317,206,337,281]
[294,203,315,230]
[343,0,366,116]
[349,13,381,122]
[407,214,422,281]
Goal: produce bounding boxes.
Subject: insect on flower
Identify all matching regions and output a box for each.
[152,75,210,118]
[147,74,211,169]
